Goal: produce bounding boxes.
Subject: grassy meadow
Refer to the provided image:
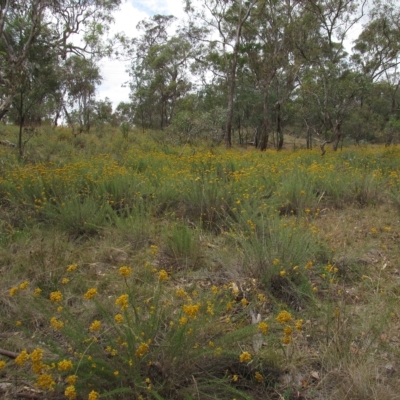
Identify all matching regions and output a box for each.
[1,126,400,399]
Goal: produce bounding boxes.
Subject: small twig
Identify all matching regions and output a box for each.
[0,348,18,359]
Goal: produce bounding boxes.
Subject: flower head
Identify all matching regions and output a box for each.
[158,269,169,281]
[15,350,29,366]
[64,385,77,399]
[66,375,78,385]
[84,288,98,300]
[50,317,64,330]
[114,313,124,323]
[19,281,29,290]
[119,266,132,277]
[135,342,149,357]
[258,322,268,335]
[183,303,201,319]
[58,359,73,371]
[88,390,100,400]
[50,291,63,303]
[89,320,101,332]
[276,310,292,324]
[115,294,129,310]
[255,371,263,383]
[36,374,55,391]
[9,287,18,297]
[239,351,252,363]
[66,264,77,272]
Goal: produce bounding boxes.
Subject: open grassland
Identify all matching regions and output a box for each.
[1,128,400,400]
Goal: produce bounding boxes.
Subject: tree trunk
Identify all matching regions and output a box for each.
[276,102,283,150]
[225,0,257,149]
[332,123,342,151]
[259,89,269,151]
[225,57,237,148]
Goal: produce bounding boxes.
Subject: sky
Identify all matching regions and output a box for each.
[97,0,186,109]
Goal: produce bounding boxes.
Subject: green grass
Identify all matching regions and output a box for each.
[1,125,400,399]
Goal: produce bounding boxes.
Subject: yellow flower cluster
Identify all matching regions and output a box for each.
[239,351,252,363]
[84,288,98,300]
[258,322,268,335]
[119,266,132,277]
[183,303,201,319]
[158,269,169,281]
[57,360,73,371]
[66,264,78,272]
[50,291,63,303]
[276,310,292,324]
[135,341,150,357]
[115,294,129,310]
[89,320,101,332]
[50,317,64,330]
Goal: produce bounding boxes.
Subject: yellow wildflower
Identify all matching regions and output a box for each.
[30,348,43,364]
[33,287,42,297]
[255,371,263,383]
[295,319,303,331]
[19,281,29,290]
[179,317,187,326]
[183,303,201,318]
[64,385,77,399]
[175,288,188,298]
[15,350,29,366]
[282,335,291,345]
[119,266,132,277]
[66,264,77,272]
[89,320,101,332]
[284,325,293,336]
[9,287,18,296]
[258,322,268,335]
[276,310,292,324]
[305,261,313,269]
[239,351,252,363]
[84,288,98,300]
[66,375,78,385]
[58,360,73,371]
[36,374,55,391]
[61,278,69,284]
[241,298,249,306]
[0,361,6,370]
[114,314,124,323]
[232,374,239,382]
[115,294,129,310]
[158,269,169,281]
[135,342,149,357]
[49,291,63,303]
[50,317,64,330]
[88,390,100,400]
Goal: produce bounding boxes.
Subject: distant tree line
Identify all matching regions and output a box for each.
[1,0,400,152]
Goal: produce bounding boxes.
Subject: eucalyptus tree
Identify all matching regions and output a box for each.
[128,15,192,130]
[294,0,367,150]
[185,0,257,148]
[352,0,400,143]
[0,0,122,118]
[62,56,102,134]
[6,26,61,156]
[242,0,304,150]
